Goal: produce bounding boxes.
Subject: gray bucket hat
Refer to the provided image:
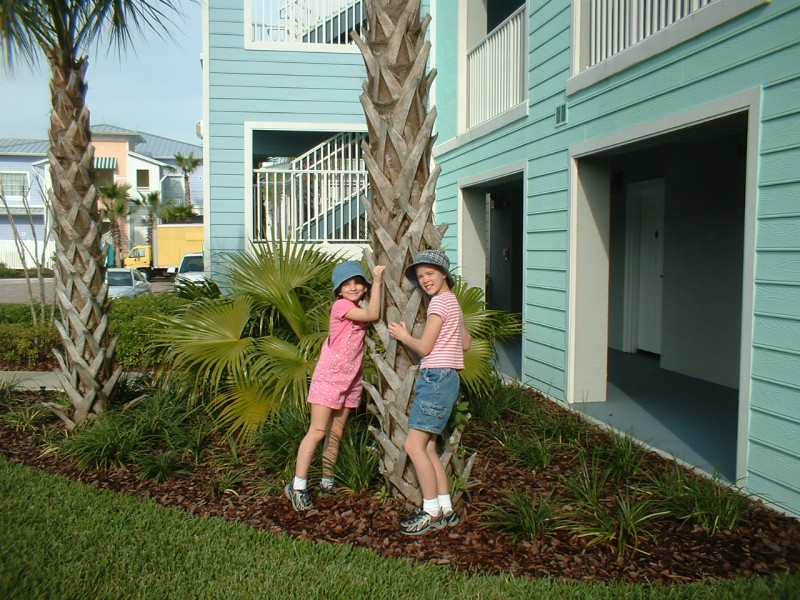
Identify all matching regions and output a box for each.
[332,260,371,296]
[404,248,456,289]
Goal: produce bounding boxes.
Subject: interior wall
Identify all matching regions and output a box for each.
[662,134,745,388]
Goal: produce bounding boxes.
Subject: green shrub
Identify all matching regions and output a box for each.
[110,293,188,370]
[0,323,61,367]
[60,413,150,470]
[0,302,51,325]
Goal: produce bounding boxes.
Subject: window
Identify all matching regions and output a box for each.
[137,170,150,189]
[0,172,28,200]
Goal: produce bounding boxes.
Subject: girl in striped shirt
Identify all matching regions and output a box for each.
[388,249,472,536]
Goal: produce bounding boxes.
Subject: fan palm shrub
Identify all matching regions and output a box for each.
[153,240,520,455]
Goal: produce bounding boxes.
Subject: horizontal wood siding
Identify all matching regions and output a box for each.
[433,0,800,513]
[207,0,366,255]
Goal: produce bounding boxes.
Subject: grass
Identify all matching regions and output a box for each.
[2,458,799,600]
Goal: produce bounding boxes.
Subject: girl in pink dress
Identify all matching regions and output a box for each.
[285,261,384,511]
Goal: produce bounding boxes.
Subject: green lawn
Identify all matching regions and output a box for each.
[2,459,798,599]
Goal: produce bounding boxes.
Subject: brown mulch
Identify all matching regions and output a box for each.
[2,390,799,586]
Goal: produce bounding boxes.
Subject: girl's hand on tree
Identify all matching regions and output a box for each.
[372,265,385,280]
[388,321,408,343]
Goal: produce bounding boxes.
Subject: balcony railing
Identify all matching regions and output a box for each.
[467,6,527,130]
[588,0,716,66]
[253,169,369,243]
[249,0,365,45]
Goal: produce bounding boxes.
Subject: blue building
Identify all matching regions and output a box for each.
[202,0,800,516]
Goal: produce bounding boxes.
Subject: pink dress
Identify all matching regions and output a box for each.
[307,298,368,409]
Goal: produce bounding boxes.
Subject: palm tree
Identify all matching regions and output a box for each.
[99,182,132,266]
[351,1,484,504]
[0,0,186,429]
[132,190,162,246]
[174,151,201,206]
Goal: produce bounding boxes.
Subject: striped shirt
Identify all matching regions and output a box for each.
[420,291,465,370]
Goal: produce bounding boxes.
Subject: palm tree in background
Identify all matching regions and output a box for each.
[174,151,201,207]
[99,182,132,266]
[133,190,162,246]
[0,0,187,429]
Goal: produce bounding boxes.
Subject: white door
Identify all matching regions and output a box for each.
[635,184,665,354]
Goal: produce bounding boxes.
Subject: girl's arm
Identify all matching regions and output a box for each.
[462,326,472,351]
[343,265,385,323]
[388,315,444,357]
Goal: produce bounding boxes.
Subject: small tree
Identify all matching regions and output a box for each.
[99,182,132,266]
[0,173,55,325]
[174,152,201,207]
[132,190,161,245]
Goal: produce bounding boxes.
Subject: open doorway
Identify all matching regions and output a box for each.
[461,175,524,379]
[570,107,755,482]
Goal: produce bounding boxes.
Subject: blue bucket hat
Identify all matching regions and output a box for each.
[405,248,456,289]
[332,261,371,296]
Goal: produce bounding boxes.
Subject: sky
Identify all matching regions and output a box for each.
[0,1,203,145]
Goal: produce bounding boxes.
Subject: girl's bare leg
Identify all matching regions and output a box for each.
[295,404,334,479]
[405,429,438,500]
[425,436,449,495]
[321,407,350,478]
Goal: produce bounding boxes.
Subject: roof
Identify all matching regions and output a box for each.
[0,138,49,155]
[0,125,201,163]
[135,131,202,161]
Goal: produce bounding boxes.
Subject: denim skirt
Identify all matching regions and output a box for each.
[408,368,460,435]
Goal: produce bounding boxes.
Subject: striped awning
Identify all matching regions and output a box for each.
[93,156,117,170]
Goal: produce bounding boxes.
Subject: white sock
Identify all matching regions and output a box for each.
[293,476,307,490]
[422,497,440,517]
[438,494,453,514]
[321,476,334,488]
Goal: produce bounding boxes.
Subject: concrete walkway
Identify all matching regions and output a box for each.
[0,370,63,391]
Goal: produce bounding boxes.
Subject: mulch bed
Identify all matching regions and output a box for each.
[2,389,799,586]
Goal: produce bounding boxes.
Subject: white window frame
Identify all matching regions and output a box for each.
[0,171,30,202]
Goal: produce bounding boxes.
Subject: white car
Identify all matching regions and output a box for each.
[107,268,152,299]
[173,252,208,290]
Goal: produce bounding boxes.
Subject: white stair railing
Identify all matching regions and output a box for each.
[467,6,526,129]
[589,0,716,66]
[250,0,365,45]
[253,132,369,243]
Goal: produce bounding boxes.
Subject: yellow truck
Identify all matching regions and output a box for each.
[124,224,204,279]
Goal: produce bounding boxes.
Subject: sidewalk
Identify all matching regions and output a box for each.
[0,371,63,391]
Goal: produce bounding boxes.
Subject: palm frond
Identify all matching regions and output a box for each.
[221,241,336,338]
[154,297,254,393]
[250,334,325,409]
[210,377,285,441]
[455,278,523,341]
[460,338,502,399]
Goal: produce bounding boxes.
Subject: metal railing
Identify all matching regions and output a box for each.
[253,169,369,243]
[467,6,527,129]
[253,132,369,243]
[589,0,716,66]
[250,0,365,45]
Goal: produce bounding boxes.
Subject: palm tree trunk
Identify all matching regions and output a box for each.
[353,0,474,506]
[45,56,122,429]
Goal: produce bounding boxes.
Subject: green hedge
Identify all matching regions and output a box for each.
[0,324,62,368]
[0,303,54,326]
[0,294,187,371]
[109,294,188,370]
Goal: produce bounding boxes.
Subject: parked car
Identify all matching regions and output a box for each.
[173,252,208,291]
[107,268,152,299]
